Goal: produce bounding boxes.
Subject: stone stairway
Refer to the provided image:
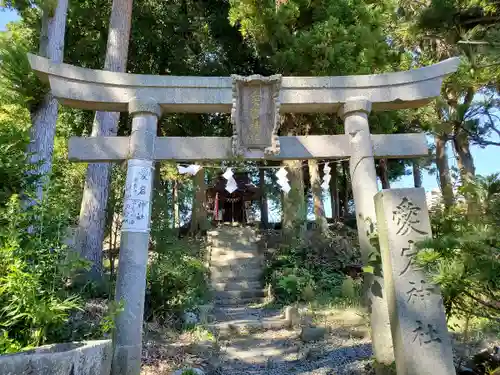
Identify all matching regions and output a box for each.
[207,226,287,334]
[200,227,373,374]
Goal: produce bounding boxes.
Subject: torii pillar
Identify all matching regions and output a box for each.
[112,98,161,375]
[340,97,394,367]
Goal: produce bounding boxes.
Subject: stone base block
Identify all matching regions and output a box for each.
[112,344,141,375]
[0,340,112,375]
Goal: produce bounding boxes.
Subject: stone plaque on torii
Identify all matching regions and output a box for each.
[28,54,459,375]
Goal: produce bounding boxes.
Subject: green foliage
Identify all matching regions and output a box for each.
[99,300,124,336]
[265,230,359,304]
[229,0,396,75]
[0,195,89,352]
[415,174,500,322]
[146,234,210,324]
[0,104,33,207]
[0,32,49,114]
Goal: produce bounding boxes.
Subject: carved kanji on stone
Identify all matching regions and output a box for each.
[375,189,455,375]
[406,279,435,304]
[412,321,442,345]
[393,197,428,236]
[400,240,420,276]
[231,74,282,158]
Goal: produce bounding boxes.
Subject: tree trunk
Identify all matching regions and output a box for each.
[378,158,390,189]
[27,0,69,202]
[342,161,350,217]
[412,160,423,188]
[76,0,134,275]
[282,159,305,239]
[308,160,327,231]
[330,163,339,220]
[452,131,478,216]
[150,159,165,239]
[259,167,269,229]
[452,132,476,184]
[190,168,207,234]
[173,179,180,229]
[435,134,454,208]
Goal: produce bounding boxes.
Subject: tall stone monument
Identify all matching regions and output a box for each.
[374,188,455,375]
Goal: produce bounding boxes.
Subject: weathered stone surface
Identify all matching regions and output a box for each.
[375,188,455,375]
[112,105,159,375]
[300,326,328,342]
[128,97,161,117]
[284,306,300,328]
[231,74,281,157]
[28,53,459,113]
[68,133,428,162]
[197,304,214,324]
[0,340,112,375]
[342,98,394,366]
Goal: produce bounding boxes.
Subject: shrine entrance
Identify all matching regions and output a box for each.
[206,171,259,224]
[28,53,460,375]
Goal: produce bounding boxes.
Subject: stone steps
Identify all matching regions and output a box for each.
[210,267,262,279]
[210,247,260,256]
[208,316,288,336]
[215,296,266,306]
[209,257,262,268]
[210,248,261,260]
[207,226,287,337]
[214,306,284,321]
[215,289,266,300]
[213,280,262,291]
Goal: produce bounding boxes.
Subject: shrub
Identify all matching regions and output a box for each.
[145,234,210,325]
[264,228,359,304]
[416,174,500,322]
[0,195,88,352]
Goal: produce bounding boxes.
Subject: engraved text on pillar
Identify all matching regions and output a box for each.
[122,160,154,232]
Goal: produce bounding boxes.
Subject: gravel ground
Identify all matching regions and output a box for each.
[210,326,374,375]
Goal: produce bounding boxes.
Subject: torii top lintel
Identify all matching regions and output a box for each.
[28,54,459,114]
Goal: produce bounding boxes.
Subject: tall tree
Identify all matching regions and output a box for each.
[329,162,340,220]
[172,179,180,229]
[75,0,134,276]
[412,160,423,188]
[282,159,305,238]
[190,168,208,234]
[395,0,500,206]
[308,159,327,231]
[435,133,455,207]
[259,166,269,229]
[26,0,69,202]
[377,159,391,189]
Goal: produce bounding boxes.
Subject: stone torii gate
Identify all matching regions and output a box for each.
[28,54,459,375]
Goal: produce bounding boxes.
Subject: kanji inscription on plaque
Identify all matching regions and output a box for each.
[122,159,154,232]
[231,74,281,157]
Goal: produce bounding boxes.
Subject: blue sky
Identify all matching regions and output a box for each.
[1,7,499,194]
[0,7,19,30]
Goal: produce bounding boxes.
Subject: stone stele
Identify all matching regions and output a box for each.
[374,188,455,375]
